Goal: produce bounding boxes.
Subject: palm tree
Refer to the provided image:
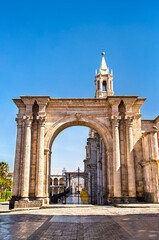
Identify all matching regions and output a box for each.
[0,162,10,198]
[0,161,9,177]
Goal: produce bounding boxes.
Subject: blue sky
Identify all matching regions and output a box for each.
[0,0,158,173]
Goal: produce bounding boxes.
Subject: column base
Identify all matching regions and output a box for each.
[20,197,29,201]
[35,197,49,204]
[108,196,137,204]
[112,197,122,203]
[127,197,137,203]
[9,196,20,210]
[9,198,44,209]
[44,197,50,205]
[35,197,43,200]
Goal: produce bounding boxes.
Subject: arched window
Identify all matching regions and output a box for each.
[60,178,64,185]
[54,178,58,186]
[103,81,106,91]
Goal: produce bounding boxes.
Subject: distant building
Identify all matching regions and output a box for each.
[50,175,66,196]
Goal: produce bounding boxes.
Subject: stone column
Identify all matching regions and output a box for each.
[112,117,122,198]
[87,166,91,203]
[96,146,100,204]
[36,116,45,199]
[91,165,97,204]
[44,148,50,204]
[151,131,158,160]
[126,116,136,197]
[107,79,110,90]
[21,116,32,200]
[12,117,23,197]
[100,79,103,91]
[102,144,107,203]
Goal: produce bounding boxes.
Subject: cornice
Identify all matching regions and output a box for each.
[12,99,25,108]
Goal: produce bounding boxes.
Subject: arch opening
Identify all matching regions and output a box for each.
[47,117,113,205]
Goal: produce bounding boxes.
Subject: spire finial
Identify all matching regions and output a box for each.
[100,50,107,71]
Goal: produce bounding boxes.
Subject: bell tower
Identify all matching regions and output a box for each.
[95,52,114,98]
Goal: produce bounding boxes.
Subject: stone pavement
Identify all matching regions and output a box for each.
[0,206,159,240]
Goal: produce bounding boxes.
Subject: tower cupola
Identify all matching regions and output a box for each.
[95,52,114,98]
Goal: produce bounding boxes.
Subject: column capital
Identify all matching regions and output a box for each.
[15,117,23,127]
[111,115,121,126]
[37,116,46,127]
[90,164,97,169]
[125,115,134,127]
[23,115,33,127]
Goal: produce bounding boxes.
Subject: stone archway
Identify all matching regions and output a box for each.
[44,115,113,204]
[11,95,158,209]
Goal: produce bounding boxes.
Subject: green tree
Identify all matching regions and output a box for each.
[0,162,12,199]
[0,161,9,177]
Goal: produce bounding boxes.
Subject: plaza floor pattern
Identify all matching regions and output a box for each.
[0,206,159,240]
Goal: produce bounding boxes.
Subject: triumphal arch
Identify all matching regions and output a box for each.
[10,52,159,209]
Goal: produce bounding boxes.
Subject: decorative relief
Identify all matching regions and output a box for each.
[75,113,82,120]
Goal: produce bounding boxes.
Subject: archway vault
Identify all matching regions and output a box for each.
[45,114,113,152]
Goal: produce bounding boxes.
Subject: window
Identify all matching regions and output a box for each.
[103,81,106,91]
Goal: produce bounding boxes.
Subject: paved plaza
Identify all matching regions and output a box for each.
[0,204,159,240]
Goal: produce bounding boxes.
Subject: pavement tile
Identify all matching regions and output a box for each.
[0,206,159,239]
